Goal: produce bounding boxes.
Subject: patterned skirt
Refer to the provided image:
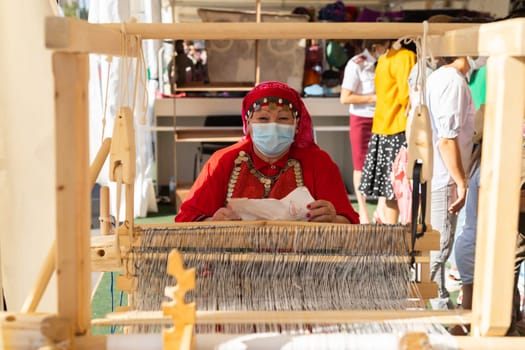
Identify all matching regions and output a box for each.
[358,132,406,200]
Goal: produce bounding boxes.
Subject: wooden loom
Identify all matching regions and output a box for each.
[89,219,441,348]
[2,13,525,350]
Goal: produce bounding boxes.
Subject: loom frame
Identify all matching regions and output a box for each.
[2,14,525,350]
[91,221,440,306]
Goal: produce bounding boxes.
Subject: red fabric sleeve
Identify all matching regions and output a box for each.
[295,147,360,224]
[174,141,247,222]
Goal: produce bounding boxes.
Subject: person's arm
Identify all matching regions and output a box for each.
[307,149,360,224]
[438,137,467,214]
[340,60,375,106]
[431,75,469,214]
[175,149,232,222]
[339,88,376,105]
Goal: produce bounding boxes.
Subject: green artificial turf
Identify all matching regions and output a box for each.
[91,272,127,335]
[90,204,181,335]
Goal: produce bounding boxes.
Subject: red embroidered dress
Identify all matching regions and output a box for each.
[227,150,303,199]
[175,139,358,223]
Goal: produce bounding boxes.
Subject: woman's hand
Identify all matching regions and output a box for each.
[307,200,338,223]
[206,206,241,221]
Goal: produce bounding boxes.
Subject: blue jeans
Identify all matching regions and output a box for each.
[454,166,480,285]
[430,184,459,299]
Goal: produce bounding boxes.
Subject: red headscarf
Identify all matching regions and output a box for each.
[242,81,317,149]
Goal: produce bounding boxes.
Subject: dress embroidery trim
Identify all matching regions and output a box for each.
[227,150,304,199]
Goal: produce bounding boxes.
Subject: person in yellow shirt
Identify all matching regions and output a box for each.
[358,43,416,224]
[340,39,389,224]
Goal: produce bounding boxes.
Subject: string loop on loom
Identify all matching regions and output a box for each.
[393,22,436,109]
[114,22,129,230]
[109,19,147,255]
[393,21,434,266]
[111,18,148,236]
[101,55,113,144]
[129,33,149,125]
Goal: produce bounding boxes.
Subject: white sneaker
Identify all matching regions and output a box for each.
[445,274,462,292]
[430,297,454,310]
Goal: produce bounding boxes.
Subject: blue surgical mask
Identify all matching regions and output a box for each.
[251,122,295,158]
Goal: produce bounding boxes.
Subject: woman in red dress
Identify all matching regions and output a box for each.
[175,81,359,224]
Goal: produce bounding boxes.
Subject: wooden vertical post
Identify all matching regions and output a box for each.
[53,52,91,336]
[472,56,525,336]
[172,98,178,212]
[170,1,179,213]
[254,0,261,85]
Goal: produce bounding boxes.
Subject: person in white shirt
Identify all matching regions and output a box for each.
[425,56,476,309]
[340,39,389,223]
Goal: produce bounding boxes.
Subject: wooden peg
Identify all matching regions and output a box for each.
[162,249,196,350]
[40,316,73,348]
[109,107,136,185]
[399,332,431,350]
[116,274,138,294]
[99,186,112,235]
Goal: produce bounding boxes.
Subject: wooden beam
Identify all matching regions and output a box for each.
[92,222,439,249]
[428,18,525,56]
[45,16,138,56]
[47,16,525,58]
[101,21,476,40]
[53,52,91,336]
[455,337,525,350]
[91,235,122,272]
[94,309,471,326]
[479,18,525,56]
[76,335,108,349]
[471,56,525,336]
[0,313,72,349]
[74,333,525,350]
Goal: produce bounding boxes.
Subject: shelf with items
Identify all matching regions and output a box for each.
[158,1,311,95]
[152,96,351,195]
[174,81,254,92]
